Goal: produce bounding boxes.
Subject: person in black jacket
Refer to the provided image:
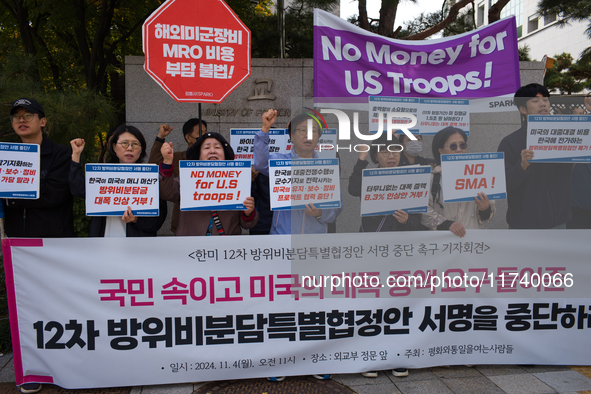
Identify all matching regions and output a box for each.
[70,125,166,237]
[5,98,73,392]
[4,98,74,239]
[348,134,426,233]
[497,83,572,229]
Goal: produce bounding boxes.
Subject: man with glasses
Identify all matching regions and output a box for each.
[498,83,572,229]
[149,118,207,234]
[254,110,343,235]
[254,109,342,382]
[4,98,74,241]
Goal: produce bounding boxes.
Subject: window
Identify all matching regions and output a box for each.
[528,15,538,33]
[545,12,557,25]
[478,2,485,26]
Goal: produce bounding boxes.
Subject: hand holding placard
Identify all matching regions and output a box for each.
[243,196,255,216]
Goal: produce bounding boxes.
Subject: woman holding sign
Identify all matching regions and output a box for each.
[421,127,494,237]
[159,132,257,236]
[348,134,426,233]
[348,133,422,379]
[70,125,167,237]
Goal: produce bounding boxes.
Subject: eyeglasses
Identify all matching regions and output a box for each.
[293,128,319,136]
[10,113,36,123]
[117,141,142,150]
[378,150,400,157]
[444,142,467,151]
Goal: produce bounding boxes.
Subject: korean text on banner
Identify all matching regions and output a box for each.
[369,97,470,135]
[142,0,251,103]
[179,160,251,210]
[268,158,341,210]
[361,166,431,216]
[85,164,159,216]
[526,115,591,163]
[3,230,591,389]
[440,153,506,202]
[0,143,40,199]
[313,9,520,105]
[230,129,288,162]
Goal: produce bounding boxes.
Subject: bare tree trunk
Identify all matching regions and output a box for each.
[488,0,511,23]
[377,0,399,37]
[358,0,370,31]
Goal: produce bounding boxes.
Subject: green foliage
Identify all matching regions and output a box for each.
[544,52,591,94]
[518,45,532,61]
[252,0,338,58]
[0,59,118,158]
[394,3,475,38]
[397,11,444,37]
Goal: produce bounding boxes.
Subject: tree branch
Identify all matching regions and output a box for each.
[402,0,473,40]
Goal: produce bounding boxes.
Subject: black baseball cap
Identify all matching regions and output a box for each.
[10,98,45,117]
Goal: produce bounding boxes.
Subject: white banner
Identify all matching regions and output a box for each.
[526,115,591,163]
[369,97,470,135]
[3,230,591,389]
[179,160,251,211]
[268,158,341,210]
[0,143,40,199]
[360,166,431,216]
[85,164,159,216]
[469,94,515,113]
[440,153,507,202]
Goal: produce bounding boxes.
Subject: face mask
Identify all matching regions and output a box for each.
[405,140,422,156]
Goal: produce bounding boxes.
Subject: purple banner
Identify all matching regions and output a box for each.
[313,9,520,103]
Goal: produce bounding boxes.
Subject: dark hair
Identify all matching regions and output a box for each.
[182,118,207,137]
[514,83,550,109]
[432,127,467,165]
[399,133,421,145]
[369,133,401,164]
[288,113,324,139]
[186,132,235,160]
[108,125,147,163]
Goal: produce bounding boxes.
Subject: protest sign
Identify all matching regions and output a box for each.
[440,153,506,202]
[526,115,591,163]
[142,0,251,103]
[85,164,159,216]
[360,166,431,216]
[179,160,251,210]
[315,128,338,158]
[230,129,287,162]
[314,9,520,105]
[268,158,340,210]
[369,97,470,135]
[0,143,40,199]
[3,230,590,388]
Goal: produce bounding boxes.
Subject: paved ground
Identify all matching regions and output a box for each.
[1,352,590,393]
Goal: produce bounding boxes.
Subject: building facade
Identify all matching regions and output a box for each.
[474,0,589,61]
